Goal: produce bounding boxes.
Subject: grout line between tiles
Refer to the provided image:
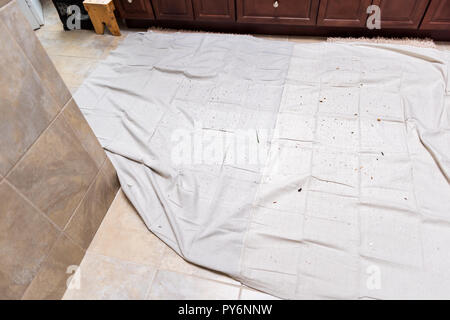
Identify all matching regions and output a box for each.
[89,190,242,287]
[62,155,109,232]
[3,97,72,181]
[60,100,106,169]
[47,49,123,60]
[4,102,108,251]
[86,239,165,269]
[157,249,241,286]
[87,251,159,269]
[49,53,100,61]
[88,249,242,295]
[4,178,89,256]
[2,20,112,180]
[64,186,123,254]
[151,268,242,300]
[20,232,66,300]
[4,180,90,273]
[144,269,159,300]
[3,180,74,300]
[159,270,239,287]
[0,17,72,108]
[4,179,62,232]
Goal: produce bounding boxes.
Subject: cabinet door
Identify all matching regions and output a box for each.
[317,0,372,27]
[372,0,429,29]
[151,0,193,20]
[192,0,235,21]
[420,0,450,30]
[114,0,154,19]
[236,0,320,25]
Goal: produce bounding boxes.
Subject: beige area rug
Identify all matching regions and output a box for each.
[327,36,436,48]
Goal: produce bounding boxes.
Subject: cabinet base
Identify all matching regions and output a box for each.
[123,18,450,41]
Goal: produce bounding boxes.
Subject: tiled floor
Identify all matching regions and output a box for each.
[63,190,278,300]
[35,0,140,93]
[35,0,450,300]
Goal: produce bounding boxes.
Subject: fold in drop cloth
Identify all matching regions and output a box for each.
[75,31,450,299]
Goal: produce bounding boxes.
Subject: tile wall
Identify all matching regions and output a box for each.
[0,0,120,299]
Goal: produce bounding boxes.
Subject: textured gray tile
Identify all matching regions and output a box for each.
[0,2,71,107]
[0,0,11,9]
[0,21,60,176]
[0,181,60,299]
[65,157,119,249]
[8,115,98,228]
[22,234,85,300]
[62,98,106,169]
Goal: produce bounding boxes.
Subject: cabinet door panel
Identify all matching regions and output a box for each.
[151,0,193,20]
[114,0,154,19]
[192,0,235,21]
[420,0,450,30]
[373,0,429,29]
[317,0,372,27]
[236,0,319,25]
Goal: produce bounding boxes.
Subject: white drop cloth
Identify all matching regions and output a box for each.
[75,31,450,299]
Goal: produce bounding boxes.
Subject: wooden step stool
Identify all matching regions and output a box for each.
[83,0,121,36]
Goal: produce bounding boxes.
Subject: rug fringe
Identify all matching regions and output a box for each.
[327,36,436,48]
[147,28,437,49]
[147,26,253,37]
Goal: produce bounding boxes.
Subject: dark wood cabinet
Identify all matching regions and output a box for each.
[116,0,450,40]
[373,0,429,29]
[317,0,372,27]
[151,0,194,20]
[236,0,320,25]
[420,0,450,30]
[192,0,235,21]
[115,0,154,19]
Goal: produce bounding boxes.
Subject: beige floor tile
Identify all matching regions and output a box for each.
[49,55,98,87]
[239,287,281,300]
[49,55,97,74]
[37,30,85,56]
[35,1,124,91]
[160,246,240,286]
[63,253,155,300]
[66,34,121,60]
[89,225,166,267]
[34,0,64,34]
[88,221,166,267]
[38,29,123,59]
[88,190,166,266]
[101,189,148,232]
[148,270,240,300]
[36,0,125,57]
